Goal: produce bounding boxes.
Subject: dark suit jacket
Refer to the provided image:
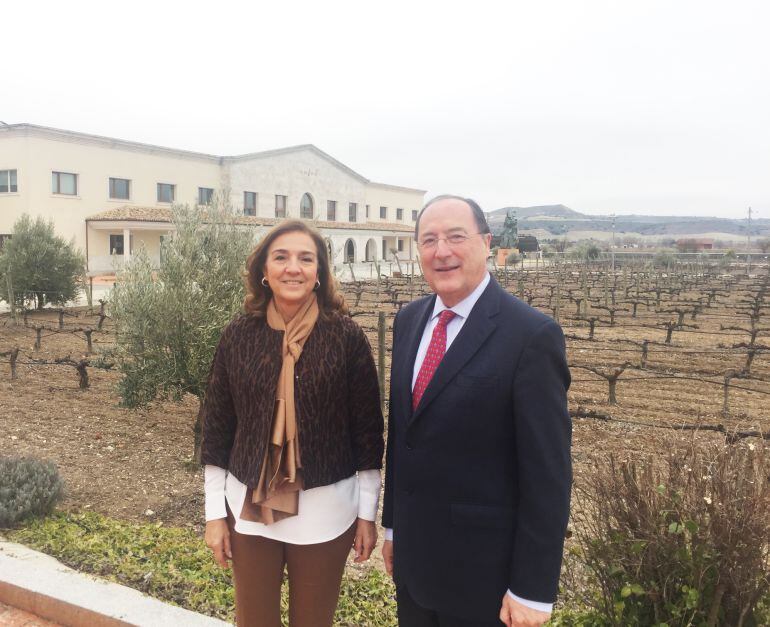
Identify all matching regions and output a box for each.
[382,275,572,621]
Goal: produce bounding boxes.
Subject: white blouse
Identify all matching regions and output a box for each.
[205,465,381,545]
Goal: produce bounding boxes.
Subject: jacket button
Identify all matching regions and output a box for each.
[406,442,414,450]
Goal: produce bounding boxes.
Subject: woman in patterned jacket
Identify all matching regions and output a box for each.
[202,220,384,627]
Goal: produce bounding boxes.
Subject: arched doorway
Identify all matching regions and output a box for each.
[365,238,377,261]
[344,239,355,263]
[300,193,314,219]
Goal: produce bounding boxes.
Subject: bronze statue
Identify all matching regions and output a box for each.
[500,210,518,249]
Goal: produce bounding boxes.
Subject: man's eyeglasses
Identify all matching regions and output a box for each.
[416,233,483,250]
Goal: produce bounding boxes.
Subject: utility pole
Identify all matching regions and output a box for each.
[747,206,752,275]
[610,213,616,248]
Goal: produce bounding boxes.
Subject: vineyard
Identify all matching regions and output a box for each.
[1,259,768,532]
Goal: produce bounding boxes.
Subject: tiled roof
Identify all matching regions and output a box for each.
[86,207,416,233]
[1,124,426,193]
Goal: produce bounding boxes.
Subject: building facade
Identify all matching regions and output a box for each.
[0,124,424,278]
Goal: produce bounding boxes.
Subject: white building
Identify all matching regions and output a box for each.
[0,124,425,278]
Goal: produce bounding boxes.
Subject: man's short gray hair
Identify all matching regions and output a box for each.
[414,195,491,238]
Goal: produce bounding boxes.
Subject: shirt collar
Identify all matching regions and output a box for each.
[430,272,491,321]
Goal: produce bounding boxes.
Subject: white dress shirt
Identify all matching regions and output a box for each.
[205,465,381,544]
[386,272,553,614]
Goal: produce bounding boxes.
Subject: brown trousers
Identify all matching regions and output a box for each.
[227,513,356,627]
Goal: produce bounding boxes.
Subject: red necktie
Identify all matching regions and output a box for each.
[412,310,456,410]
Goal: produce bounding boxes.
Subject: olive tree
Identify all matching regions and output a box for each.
[0,214,85,310]
[569,241,601,261]
[109,202,254,461]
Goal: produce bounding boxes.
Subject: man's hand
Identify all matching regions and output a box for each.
[499,594,550,627]
[353,518,377,563]
[205,518,232,568]
[381,539,394,576]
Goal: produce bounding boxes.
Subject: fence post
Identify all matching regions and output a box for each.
[377,312,386,414]
[722,370,735,417]
[603,270,609,306]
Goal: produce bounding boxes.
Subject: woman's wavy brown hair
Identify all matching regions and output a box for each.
[244,220,348,318]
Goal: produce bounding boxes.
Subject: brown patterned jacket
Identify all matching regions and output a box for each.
[201,311,384,490]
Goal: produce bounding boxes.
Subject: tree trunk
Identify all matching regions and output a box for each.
[706,583,725,627]
[75,360,89,389]
[10,348,19,380]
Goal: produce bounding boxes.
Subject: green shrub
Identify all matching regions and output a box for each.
[569,243,601,261]
[652,251,676,269]
[0,456,64,527]
[9,511,396,625]
[0,214,85,310]
[570,441,770,626]
[505,251,521,265]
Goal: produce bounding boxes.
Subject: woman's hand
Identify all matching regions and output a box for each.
[353,518,377,563]
[205,518,232,568]
[381,539,394,576]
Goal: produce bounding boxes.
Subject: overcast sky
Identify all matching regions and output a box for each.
[3,0,768,220]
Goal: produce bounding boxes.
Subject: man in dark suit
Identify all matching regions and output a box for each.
[381,196,572,626]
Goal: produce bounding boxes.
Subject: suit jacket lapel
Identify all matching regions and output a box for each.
[409,279,501,426]
[400,295,435,421]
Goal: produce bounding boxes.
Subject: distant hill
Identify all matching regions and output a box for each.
[487,204,585,221]
[486,205,770,240]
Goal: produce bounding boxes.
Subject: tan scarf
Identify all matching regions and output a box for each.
[240,293,319,524]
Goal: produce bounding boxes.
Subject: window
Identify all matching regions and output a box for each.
[380,206,387,220]
[275,194,287,218]
[300,193,314,219]
[365,239,376,261]
[327,200,337,221]
[365,205,370,219]
[0,234,11,250]
[382,240,387,259]
[109,177,130,200]
[52,171,77,195]
[109,234,124,255]
[349,202,357,222]
[397,239,404,252]
[0,169,17,193]
[198,187,214,205]
[244,191,257,216]
[397,208,403,221]
[157,183,175,203]
[412,210,418,222]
